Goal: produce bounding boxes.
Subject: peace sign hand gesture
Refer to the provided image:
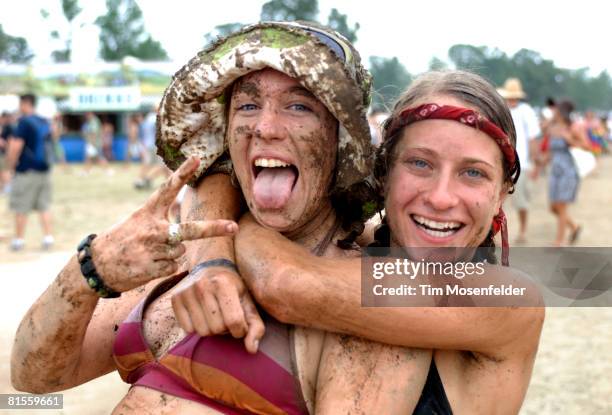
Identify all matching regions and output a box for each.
[90,156,238,293]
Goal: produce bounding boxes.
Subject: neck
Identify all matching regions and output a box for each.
[283,202,342,254]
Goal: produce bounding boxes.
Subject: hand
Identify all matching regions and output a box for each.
[90,156,238,292]
[171,266,265,354]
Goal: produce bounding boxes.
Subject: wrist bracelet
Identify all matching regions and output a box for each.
[190,258,238,276]
[77,234,121,298]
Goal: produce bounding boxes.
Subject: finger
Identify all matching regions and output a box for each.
[179,287,210,337]
[242,293,266,354]
[215,284,248,339]
[151,243,186,260]
[178,220,238,241]
[171,294,195,333]
[200,291,226,335]
[145,156,199,215]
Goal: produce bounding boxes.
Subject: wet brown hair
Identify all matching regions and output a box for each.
[372,70,519,262]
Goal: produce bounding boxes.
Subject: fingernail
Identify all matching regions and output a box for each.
[226,223,237,233]
[253,340,259,352]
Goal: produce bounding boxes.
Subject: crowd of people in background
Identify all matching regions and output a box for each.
[1,75,612,252]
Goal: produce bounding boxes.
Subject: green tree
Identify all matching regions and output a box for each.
[448,44,488,71]
[95,0,168,61]
[0,24,33,63]
[42,0,83,62]
[369,56,411,109]
[428,57,448,71]
[447,42,612,110]
[326,8,359,42]
[260,0,318,21]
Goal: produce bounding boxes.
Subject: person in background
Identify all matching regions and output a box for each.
[100,116,114,162]
[134,106,169,190]
[0,111,16,194]
[545,99,591,246]
[498,78,540,244]
[5,94,54,251]
[50,114,67,168]
[126,114,145,165]
[82,111,107,172]
[583,110,607,156]
[534,97,556,178]
[599,114,610,154]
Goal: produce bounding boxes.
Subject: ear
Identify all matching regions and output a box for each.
[496,181,511,212]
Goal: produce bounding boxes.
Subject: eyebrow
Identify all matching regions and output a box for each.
[461,157,495,169]
[287,86,317,100]
[233,81,260,98]
[404,147,496,169]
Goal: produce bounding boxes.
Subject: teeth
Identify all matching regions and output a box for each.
[254,158,290,168]
[413,215,461,230]
[422,227,455,238]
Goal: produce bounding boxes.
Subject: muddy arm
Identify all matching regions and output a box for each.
[235,216,544,358]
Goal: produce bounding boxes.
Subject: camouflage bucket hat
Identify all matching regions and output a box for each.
[157,21,374,192]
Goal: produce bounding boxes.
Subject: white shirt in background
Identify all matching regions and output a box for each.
[510,102,540,171]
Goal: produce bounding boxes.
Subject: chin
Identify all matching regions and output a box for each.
[251,207,302,233]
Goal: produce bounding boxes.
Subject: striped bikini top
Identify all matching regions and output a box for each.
[112,274,309,415]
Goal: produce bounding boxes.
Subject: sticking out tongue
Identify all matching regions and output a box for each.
[253,167,297,209]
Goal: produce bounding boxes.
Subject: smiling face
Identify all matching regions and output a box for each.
[384,95,509,252]
[227,68,338,234]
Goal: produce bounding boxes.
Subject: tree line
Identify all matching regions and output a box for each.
[1,0,610,111]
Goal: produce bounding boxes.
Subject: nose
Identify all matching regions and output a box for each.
[423,171,460,211]
[254,106,284,142]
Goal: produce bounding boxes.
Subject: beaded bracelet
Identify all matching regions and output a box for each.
[77,234,121,298]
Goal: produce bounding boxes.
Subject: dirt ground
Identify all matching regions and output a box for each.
[0,161,610,414]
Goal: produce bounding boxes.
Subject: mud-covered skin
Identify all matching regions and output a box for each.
[156,22,374,192]
[228,69,339,235]
[112,387,224,415]
[10,160,238,401]
[316,335,432,414]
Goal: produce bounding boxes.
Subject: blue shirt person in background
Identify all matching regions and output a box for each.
[5,94,55,251]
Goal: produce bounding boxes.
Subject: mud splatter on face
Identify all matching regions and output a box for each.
[233,79,261,100]
[227,69,339,239]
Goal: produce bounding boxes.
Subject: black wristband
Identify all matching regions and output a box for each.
[77,234,121,298]
[190,258,238,275]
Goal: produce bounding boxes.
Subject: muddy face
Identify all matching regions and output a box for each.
[384,95,508,257]
[227,68,338,234]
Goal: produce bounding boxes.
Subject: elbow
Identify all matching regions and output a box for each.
[11,366,48,394]
[11,367,65,394]
[491,306,545,350]
[250,266,294,323]
[10,349,67,394]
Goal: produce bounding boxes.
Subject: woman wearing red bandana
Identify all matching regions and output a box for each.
[221,71,544,414]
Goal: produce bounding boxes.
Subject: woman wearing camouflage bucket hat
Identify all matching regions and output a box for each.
[12,22,430,414]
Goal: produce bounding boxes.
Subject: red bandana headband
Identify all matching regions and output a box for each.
[385,103,519,266]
